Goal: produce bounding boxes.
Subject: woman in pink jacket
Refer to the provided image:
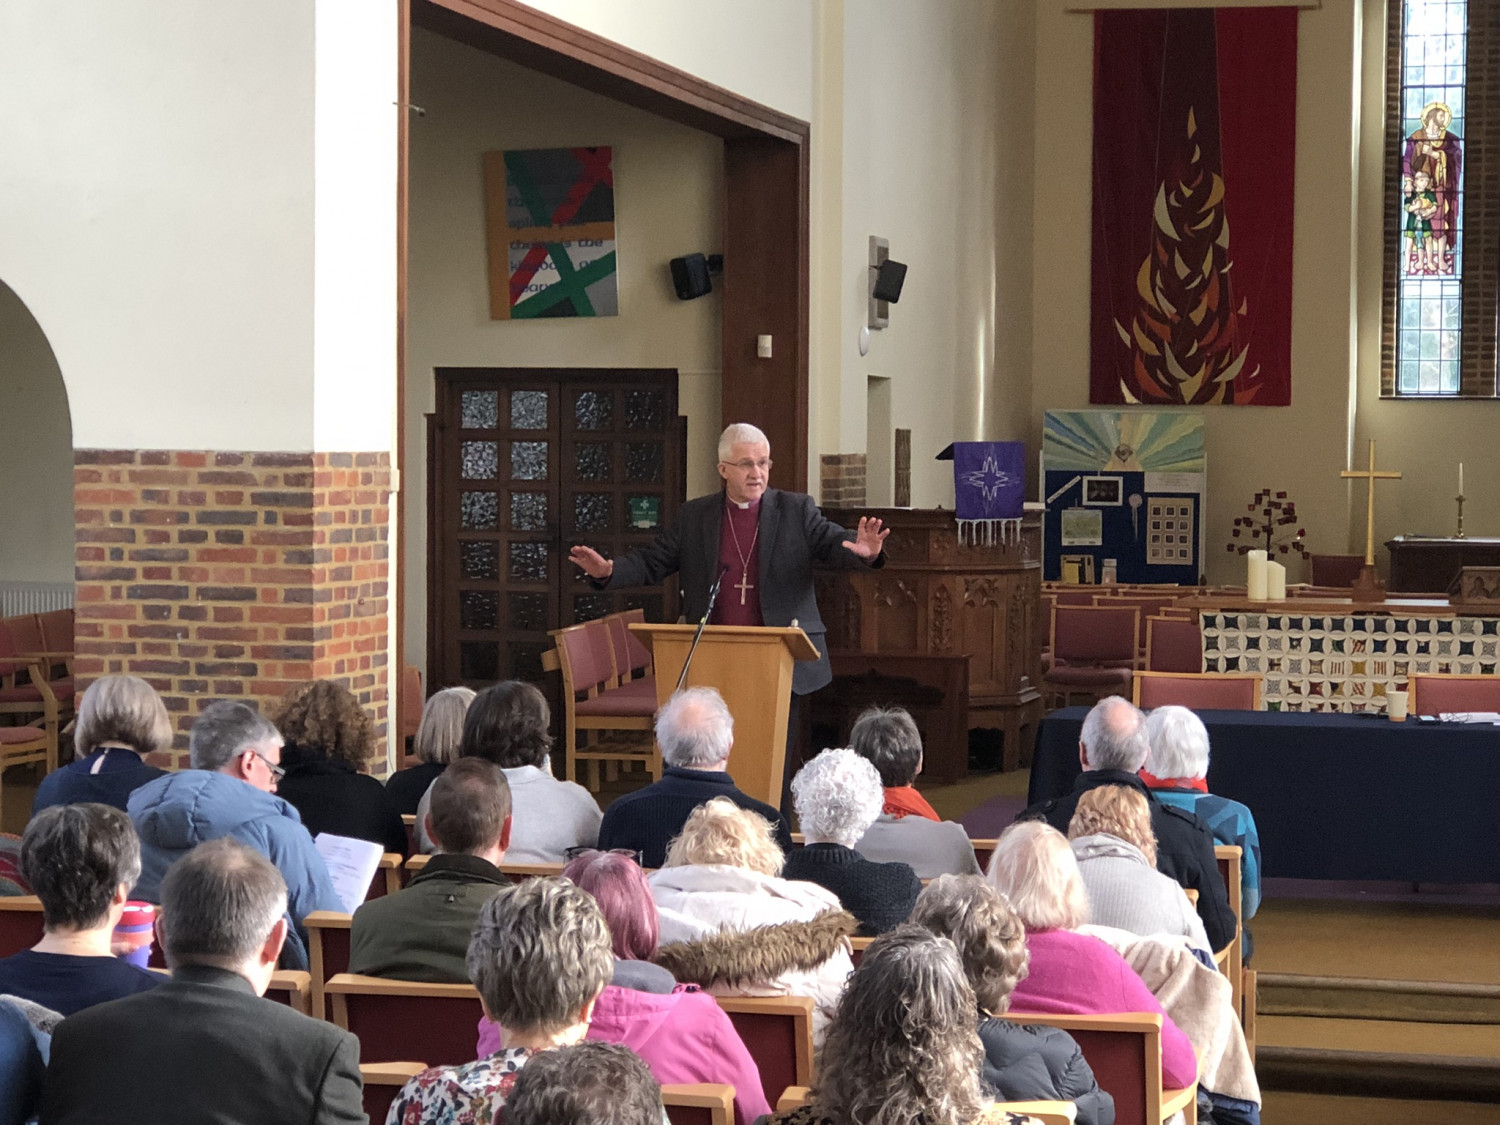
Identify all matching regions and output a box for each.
[477,850,771,1125]
[987,821,1199,1092]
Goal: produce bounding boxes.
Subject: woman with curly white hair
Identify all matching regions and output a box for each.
[648,797,856,1046]
[782,748,921,934]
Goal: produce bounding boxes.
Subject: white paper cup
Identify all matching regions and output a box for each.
[1387,690,1409,722]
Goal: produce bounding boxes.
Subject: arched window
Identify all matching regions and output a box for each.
[1383,0,1496,397]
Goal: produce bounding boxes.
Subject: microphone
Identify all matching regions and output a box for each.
[674,564,731,694]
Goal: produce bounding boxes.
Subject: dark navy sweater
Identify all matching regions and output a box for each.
[780,842,921,935]
[598,766,793,868]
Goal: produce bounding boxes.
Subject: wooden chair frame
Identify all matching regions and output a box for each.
[403,854,566,880]
[1045,604,1140,708]
[1215,844,1247,1035]
[1143,615,1203,674]
[1131,670,1262,711]
[0,653,68,773]
[775,1088,1075,1123]
[0,724,51,809]
[305,909,353,1020]
[266,969,313,1016]
[1408,673,1500,717]
[714,994,815,1106]
[1001,1010,1197,1125]
[326,972,483,1066]
[545,619,659,790]
[662,1084,735,1125]
[0,895,45,958]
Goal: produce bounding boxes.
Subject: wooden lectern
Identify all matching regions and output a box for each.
[629,624,819,807]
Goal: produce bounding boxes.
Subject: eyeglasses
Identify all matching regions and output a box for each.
[722,459,772,472]
[564,846,644,865]
[248,749,285,781]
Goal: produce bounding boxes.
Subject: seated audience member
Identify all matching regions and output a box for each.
[385,686,474,816]
[40,838,362,1125]
[1017,695,1234,952]
[128,700,342,970]
[1143,705,1261,953]
[32,675,170,814]
[0,998,45,1125]
[648,798,855,1046]
[772,926,1031,1125]
[507,1041,664,1125]
[480,849,771,1125]
[270,679,408,855]
[0,804,159,1015]
[387,878,614,1125]
[1068,786,1210,955]
[351,758,512,981]
[783,748,921,935]
[847,706,980,878]
[987,821,1198,1091]
[911,876,1114,1125]
[417,681,600,863]
[599,687,792,868]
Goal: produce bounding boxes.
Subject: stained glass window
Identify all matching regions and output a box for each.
[1395,0,1466,395]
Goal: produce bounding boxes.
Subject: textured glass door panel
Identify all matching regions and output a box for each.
[461,390,499,430]
[460,642,500,681]
[511,441,548,480]
[573,594,612,622]
[624,390,667,431]
[510,390,549,429]
[509,542,549,582]
[576,443,612,481]
[625,442,664,483]
[573,493,613,534]
[510,492,549,531]
[460,492,499,530]
[509,593,547,631]
[510,642,549,681]
[460,540,500,581]
[574,390,613,430]
[460,590,499,631]
[461,441,499,480]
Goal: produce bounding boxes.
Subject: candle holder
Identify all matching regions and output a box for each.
[1456,493,1466,539]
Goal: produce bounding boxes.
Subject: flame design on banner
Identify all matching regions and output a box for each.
[1115,109,1254,405]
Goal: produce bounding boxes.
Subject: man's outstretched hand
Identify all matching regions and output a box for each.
[840,516,890,559]
[569,545,614,580]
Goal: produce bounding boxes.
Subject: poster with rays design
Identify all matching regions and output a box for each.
[1042,411,1205,584]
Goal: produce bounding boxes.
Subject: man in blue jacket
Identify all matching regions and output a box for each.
[126,700,342,968]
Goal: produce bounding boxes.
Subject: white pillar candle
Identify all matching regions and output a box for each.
[1266,560,1287,600]
[1247,549,1269,601]
[1459,462,1464,496]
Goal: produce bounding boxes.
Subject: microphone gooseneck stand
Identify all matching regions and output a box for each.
[673,563,731,694]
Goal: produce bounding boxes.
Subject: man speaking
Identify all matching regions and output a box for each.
[569,423,889,812]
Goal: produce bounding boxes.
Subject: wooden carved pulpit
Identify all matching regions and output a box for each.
[814,508,1045,778]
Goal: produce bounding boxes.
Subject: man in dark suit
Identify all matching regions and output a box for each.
[1016,695,1237,953]
[570,422,889,809]
[41,837,364,1125]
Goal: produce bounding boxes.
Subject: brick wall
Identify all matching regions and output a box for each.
[819,453,868,507]
[73,450,392,768]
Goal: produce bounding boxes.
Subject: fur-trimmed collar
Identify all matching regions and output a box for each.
[652,909,857,989]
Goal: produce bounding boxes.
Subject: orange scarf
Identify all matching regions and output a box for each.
[882,785,940,821]
[1138,770,1208,793]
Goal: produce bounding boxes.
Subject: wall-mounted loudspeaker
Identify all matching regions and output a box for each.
[670,253,722,301]
[872,259,907,304]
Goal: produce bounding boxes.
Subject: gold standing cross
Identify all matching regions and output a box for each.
[1341,439,1402,565]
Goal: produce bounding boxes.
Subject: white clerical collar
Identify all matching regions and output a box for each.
[733,499,753,509]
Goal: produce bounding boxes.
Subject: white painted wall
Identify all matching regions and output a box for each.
[517,0,815,121]
[403,27,725,676]
[313,0,401,454]
[0,282,74,583]
[0,0,317,451]
[831,0,1013,508]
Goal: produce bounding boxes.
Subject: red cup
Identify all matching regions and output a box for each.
[113,901,156,968]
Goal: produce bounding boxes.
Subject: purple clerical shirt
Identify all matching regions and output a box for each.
[714,497,763,626]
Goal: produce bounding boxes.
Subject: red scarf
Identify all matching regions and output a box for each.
[1138,770,1208,793]
[882,786,941,821]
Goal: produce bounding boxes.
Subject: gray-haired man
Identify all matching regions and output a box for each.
[40,838,363,1125]
[127,700,342,969]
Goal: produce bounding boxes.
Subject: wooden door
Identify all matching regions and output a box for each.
[428,368,683,692]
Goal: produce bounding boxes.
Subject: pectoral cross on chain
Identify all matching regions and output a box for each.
[734,569,754,605]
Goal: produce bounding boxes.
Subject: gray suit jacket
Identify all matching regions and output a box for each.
[40,964,365,1125]
[602,488,882,693]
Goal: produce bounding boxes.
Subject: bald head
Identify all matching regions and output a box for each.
[655,687,734,770]
[1079,695,1150,773]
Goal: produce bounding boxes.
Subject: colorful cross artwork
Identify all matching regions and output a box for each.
[483,147,619,319]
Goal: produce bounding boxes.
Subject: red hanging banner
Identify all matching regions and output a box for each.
[1090,7,1298,406]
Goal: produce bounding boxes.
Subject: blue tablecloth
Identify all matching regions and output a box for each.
[1031,707,1500,883]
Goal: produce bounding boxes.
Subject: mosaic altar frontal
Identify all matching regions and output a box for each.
[1201,611,1500,713]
